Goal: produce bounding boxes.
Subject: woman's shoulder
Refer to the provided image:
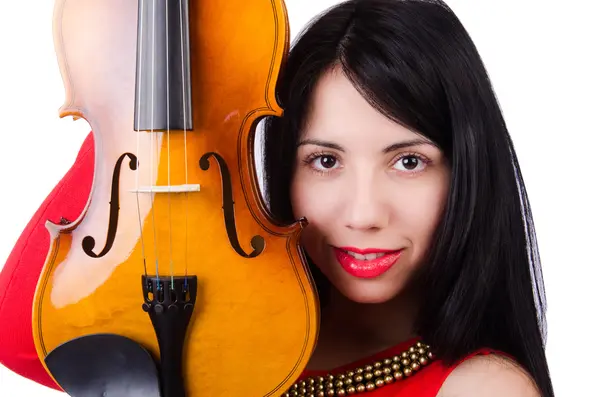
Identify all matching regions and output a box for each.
[437,352,541,397]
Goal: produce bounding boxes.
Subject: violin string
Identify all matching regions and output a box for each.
[150,0,160,285]
[135,0,148,278]
[165,0,174,290]
[179,0,190,287]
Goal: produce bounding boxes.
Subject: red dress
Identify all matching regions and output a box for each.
[0,131,501,395]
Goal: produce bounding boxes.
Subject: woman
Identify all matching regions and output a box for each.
[0,0,553,396]
[262,0,554,396]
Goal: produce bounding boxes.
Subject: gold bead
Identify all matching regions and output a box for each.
[308,386,315,392]
[317,384,324,391]
[428,352,434,359]
[344,378,353,386]
[392,363,400,371]
[374,369,382,377]
[354,374,363,383]
[326,382,334,389]
[364,372,373,380]
[402,352,409,358]
[409,347,416,353]
[300,388,307,394]
[418,348,426,354]
[301,381,307,387]
[346,386,356,395]
[317,377,325,383]
[346,371,354,378]
[384,358,392,365]
[410,353,418,360]
[402,358,410,366]
[375,378,385,387]
[374,362,382,368]
[327,375,335,381]
[394,371,403,380]
[317,392,325,397]
[337,374,346,380]
[365,365,373,372]
[308,394,315,397]
[326,390,335,396]
[420,357,428,365]
[290,391,298,396]
[334,380,344,388]
[366,382,376,391]
[336,389,346,396]
[356,384,366,393]
[417,342,423,348]
[355,368,363,374]
[404,368,413,376]
[385,375,394,384]
[412,362,420,371]
[383,366,392,375]
[393,355,400,362]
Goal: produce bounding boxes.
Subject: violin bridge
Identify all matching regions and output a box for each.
[129,184,201,193]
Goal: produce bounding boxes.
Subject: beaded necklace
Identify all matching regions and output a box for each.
[282,341,434,396]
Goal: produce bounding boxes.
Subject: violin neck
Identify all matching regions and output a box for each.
[134,0,193,132]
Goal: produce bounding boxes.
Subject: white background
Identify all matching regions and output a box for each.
[0,0,598,396]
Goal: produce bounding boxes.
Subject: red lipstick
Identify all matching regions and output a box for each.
[333,246,403,279]
[337,246,396,254]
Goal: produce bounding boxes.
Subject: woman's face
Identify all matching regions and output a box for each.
[290,68,450,304]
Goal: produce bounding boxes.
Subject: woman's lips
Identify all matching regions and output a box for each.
[333,247,403,279]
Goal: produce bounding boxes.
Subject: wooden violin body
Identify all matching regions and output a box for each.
[32,0,319,396]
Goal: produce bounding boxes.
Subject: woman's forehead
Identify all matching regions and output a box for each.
[302,69,422,144]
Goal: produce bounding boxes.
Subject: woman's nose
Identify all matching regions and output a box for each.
[343,174,390,231]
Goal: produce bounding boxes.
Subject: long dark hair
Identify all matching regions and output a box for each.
[261,0,553,395]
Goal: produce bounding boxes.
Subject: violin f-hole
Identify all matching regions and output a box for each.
[82,152,138,258]
[199,152,265,258]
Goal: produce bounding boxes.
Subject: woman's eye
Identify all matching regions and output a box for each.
[312,155,339,170]
[393,155,427,172]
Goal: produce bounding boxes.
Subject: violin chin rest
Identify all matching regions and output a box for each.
[44,333,162,397]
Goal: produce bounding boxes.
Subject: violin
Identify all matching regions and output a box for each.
[31,0,319,396]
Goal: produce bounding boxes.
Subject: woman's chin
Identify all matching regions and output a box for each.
[332,279,402,305]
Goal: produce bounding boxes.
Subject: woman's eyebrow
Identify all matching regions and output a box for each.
[382,139,435,153]
[297,139,345,151]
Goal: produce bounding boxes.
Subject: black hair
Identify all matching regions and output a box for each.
[261,0,554,395]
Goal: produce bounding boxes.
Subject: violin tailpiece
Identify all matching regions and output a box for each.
[142,275,198,397]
